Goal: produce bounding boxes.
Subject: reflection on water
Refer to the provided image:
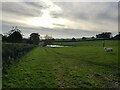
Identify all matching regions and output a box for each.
[46,45,68,48]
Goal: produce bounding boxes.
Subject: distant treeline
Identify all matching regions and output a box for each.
[1,26,120,44]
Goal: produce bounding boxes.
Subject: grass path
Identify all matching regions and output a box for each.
[3,45,119,88]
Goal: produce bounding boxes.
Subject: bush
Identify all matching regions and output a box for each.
[2,43,36,72]
[42,39,54,47]
[42,42,48,47]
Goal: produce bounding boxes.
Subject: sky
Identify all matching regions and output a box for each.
[1,0,118,39]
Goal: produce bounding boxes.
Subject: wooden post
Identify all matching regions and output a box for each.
[103,40,105,47]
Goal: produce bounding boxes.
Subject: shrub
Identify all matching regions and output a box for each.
[2,43,36,72]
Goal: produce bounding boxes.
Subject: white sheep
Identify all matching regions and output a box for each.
[104,47,113,52]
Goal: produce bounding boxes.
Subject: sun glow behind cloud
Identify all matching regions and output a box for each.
[25,9,98,30]
[25,9,67,28]
[25,2,68,29]
[26,13,53,28]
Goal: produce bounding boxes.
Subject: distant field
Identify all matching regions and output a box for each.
[3,40,119,88]
[53,40,119,47]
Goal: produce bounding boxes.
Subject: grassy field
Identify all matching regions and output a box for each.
[3,40,119,88]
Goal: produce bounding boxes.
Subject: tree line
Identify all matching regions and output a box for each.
[2,26,40,45]
[2,26,120,44]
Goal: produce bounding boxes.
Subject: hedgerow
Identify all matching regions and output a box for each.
[2,43,36,72]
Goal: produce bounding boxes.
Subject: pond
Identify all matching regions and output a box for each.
[46,45,68,48]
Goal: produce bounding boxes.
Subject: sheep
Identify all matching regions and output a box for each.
[104,47,113,53]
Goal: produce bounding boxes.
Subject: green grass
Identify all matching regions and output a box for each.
[3,40,119,88]
[53,40,119,47]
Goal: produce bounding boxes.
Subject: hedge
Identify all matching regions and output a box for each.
[2,43,36,72]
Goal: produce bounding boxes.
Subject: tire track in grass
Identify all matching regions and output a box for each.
[47,48,93,88]
[43,48,68,88]
[44,48,80,88]
[43,48,64,87]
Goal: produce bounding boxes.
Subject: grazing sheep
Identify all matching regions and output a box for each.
[104,47,113,52]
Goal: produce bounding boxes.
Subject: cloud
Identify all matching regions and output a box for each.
[2,2,47,18]
[1,1,118,38]
[51,2,118,32]
[53,23,65,27]
[2,23,117,39]
[95,3,118,22]
[50,11,63,18]
[53,2,118,22]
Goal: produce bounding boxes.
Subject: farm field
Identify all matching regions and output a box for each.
[2,40,120,88]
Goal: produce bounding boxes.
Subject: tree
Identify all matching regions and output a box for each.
[44,34,53,40]
[72,37,76,41]
[96,32,112,39]
[113,32,120,40]
[29,33,40,45]
[9,31,23,43]
[91,36,95,39]
[43,34,54,46]
[7,26,23,43]
[82,37,86,40]
[2,35,7,42]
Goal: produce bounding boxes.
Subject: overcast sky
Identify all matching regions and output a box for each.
[1,0,118,38]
